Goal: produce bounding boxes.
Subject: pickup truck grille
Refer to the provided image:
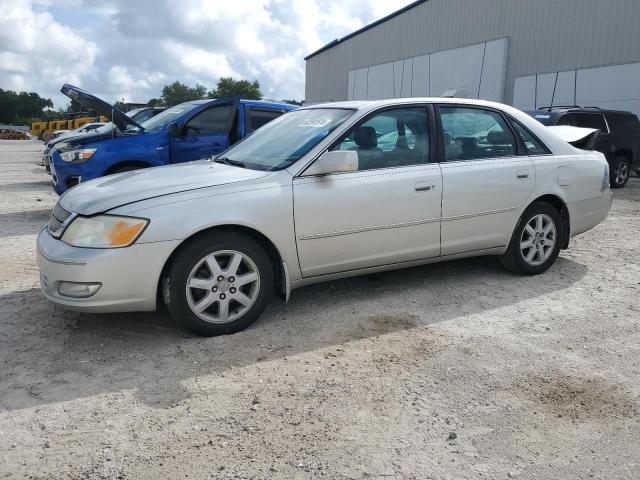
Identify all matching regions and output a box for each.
[48,202,72,236]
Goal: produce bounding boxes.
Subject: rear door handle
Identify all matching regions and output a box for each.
[415,182,434,192]
[516,169,529,179]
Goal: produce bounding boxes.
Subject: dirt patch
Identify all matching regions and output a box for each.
[513,372,639,421]
[367,313,418,332]
[1,140,640,479]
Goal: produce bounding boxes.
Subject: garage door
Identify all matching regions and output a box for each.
[513,62,640,117]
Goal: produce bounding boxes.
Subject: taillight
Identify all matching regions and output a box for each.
[601,163,609,192]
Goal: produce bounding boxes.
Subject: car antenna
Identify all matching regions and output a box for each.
[549,72,559,112]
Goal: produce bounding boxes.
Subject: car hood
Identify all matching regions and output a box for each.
[61,84,144,133]
[59,161,271,215]
[48,126,115,149]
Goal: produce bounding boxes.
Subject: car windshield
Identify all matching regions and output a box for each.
[219,108,354,171]
[126,108,144,118]
[139,102,201,132]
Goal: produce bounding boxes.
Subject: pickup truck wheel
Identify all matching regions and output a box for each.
[500,202,562,275]
[164,231,274,336]
[610,156,630,188]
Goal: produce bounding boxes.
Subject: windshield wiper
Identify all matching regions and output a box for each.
[214,157,246,168]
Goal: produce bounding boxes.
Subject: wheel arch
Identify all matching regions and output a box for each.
[526,194,571,249]
[614,149,633,162]
[157,224,287,307]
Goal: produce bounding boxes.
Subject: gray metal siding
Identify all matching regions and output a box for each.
[305,0,640,104]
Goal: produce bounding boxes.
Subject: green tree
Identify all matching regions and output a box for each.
[0,89,53,125]
[161,81,207,106]
[209,77,262,100]
[147,98,162,107]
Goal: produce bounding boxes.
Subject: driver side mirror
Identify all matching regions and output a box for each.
[303,150,359,176]
[167,122,181,138]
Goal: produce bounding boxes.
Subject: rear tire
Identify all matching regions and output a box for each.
[610,156,630,188]
[164,231,274,336]
[500,202,562,275]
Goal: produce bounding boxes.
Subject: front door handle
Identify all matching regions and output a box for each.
[415,182,434,192]
[516,169,529,179]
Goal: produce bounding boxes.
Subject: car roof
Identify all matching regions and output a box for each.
[302,97,525,112]
[529,106,634,115]
[184,98,296,110]
[239,99,297,110]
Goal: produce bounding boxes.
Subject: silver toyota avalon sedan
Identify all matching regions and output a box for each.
[37,98,612,336]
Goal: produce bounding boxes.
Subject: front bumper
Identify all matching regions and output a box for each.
[36,228,181,313]
[50,152,85,195]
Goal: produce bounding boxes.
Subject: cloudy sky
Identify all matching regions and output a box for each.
[0,0,414,108]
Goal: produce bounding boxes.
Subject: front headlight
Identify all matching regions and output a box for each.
[60,148,97,163]
[61,215,149,248]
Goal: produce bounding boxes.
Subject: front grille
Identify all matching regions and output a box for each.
[48,202,72,235]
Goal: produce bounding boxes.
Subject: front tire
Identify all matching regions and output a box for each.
[500,202,562,275]
[610,156,630,188]
[164,231,274,336]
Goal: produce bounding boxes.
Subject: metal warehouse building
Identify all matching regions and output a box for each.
[304,0,640,116]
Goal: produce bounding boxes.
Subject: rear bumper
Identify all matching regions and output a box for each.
[568,190,613,237]
[37,228,181,313]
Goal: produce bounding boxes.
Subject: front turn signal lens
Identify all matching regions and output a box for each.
[61,215,149,248]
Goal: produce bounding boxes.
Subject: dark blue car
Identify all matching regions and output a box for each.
[50,84,297,194]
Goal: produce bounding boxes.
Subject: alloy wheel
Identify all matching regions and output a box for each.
[185,250,260,323]
[614,160,629,186]
[520,214,556,266]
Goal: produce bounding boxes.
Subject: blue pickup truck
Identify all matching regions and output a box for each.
[50,84,297,194]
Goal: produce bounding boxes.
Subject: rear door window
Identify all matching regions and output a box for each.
[248,108,285,132]
[559,113,608,131]
[556,113,580,127]
[577,113,608,132]
[439,107,518,161]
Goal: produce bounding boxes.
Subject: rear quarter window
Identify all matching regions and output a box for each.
[605,113,640,135]
[510,119,551,155]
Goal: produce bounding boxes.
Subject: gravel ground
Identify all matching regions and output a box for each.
[0,139,639,480]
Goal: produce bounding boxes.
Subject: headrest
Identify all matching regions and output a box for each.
[354,126,378,149]
[487,130,512,145]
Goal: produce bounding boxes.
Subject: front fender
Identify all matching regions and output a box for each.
[108,174,302,282]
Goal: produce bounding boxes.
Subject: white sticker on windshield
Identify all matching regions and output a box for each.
[298,118,331,128]
[166,108,185,114]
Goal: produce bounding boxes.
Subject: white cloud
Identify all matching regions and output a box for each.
[0,0,98,105]
[0,0,414,108]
